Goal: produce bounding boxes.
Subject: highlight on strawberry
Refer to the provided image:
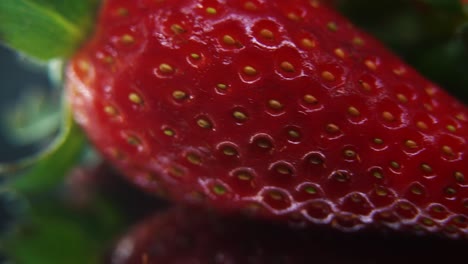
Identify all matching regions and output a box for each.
[0,0,467,263]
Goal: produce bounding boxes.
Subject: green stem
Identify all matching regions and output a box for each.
[0,0,100,61]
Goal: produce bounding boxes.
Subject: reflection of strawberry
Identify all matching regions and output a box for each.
[67,0,468,237]
[108,207,468,264]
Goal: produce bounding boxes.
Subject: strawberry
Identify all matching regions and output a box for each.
[66,0,468,237]
[108,206,468,264]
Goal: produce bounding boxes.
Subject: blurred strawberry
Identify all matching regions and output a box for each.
[108,206,468,264]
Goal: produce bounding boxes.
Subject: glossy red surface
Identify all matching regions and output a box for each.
[67,0,468,237]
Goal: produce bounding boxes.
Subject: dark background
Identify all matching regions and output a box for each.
[0,45,51,163]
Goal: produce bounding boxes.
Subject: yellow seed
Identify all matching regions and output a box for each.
[269,191,284,200]
[159,63,174,74]
[333,171,349,182]
[347,106,360,117]
[393,67,406,76]
[422,218,434,226]
[446,125,457,132]
[197,119,212,129]
[243,1,257,11]
[352,37,364,46]
[206,7,217,15]
[233,111,248,121]
[372,170,384,179]
[116,8,129,17]
[456,113,467,121]
[213,185,227,195]
[260,29,274,39]
[222,147,237,156]
[120,34,135,44]
[301,38,315,49]
[326,123,340,134]
[223,35,236,45]
[280,61,295,72]
[373,138,384,145]
[104,106,118,116]
[163,128,175,137]
[382,111,395,122]
[416,121,428,130]
[287,12,300,21]
[303,94,318,104]
[445,187,457,196]
[431,205,445,213]
[237,171,253,181]
[420,163,433,174]
[171,24,186,34]
[187,153,201,165]
[327,22,338,31]
[405,140,418,149]
[454,171,465,183]
[78,60,90,72]
[256,138,271,149]
[411,185,423,195]
[442,145,455,156]
[103,56,114,64]
[288,129,300,139]
[375,187,388,196]
[172,90,187,100]
[243,66,257,76]
[351,194,363,203]
[308,155,324,165]
[268,100,283,110]
[343,149,356,159]
[365,60,377,71]
[397,94,408,103]
[305,186,317,194]
[424,103,434,112]
[310,0,320,8]
[276,165,291,175]
[216,83,228,90]
[334,48,345,59]
[359,80,371,91]
[190,53,201,60]
[321,71,335,81]
[129,93,143,104]
[127,136,141,146]
[425,86,436,97]
[390,161,400,170]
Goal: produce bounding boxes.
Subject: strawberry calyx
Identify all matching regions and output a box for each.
[0,0,100,61]
[0,0,101,192]
[0,101,87,194]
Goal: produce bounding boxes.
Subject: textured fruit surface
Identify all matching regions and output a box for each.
[108,207,468,264]
[67,0,468,237]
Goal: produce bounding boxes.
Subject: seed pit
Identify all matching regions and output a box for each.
[250,134,274,150]
[196,117,213,129]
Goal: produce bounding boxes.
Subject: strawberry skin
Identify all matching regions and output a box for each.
[108,207,468,264]
[67,0,468,237]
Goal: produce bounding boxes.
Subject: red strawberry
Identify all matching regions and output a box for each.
[108,207,468,264]
[67,0,468,237]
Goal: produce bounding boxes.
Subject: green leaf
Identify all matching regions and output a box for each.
[460,23,468,50]
[0,0,100,61]
[2,193,125,264]
[0,100,87,194]
[420,0,463,13]
[1,88,61,146]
